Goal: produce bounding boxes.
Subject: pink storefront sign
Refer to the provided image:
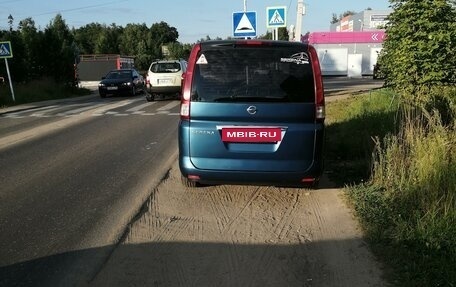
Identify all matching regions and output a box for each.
[305,31,386,44]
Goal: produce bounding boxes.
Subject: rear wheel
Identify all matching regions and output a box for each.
[311,179,320,189]
[146,93,154,102]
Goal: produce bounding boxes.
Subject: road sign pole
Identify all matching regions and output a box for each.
[244,0,247,39]
[4,58,15,102]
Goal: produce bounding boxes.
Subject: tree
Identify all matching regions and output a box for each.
[330,13,339,24]
[330,10,357,24]
[18,18,41,79]
[166,42,192,60]
[379,0,456,102]
[8,14,14,31]
[197,35,222,43]
[258,27,289,41]
[148,21,179,59]
[119,23,151,70]
[73,23,105,54]
[44,14,78,83]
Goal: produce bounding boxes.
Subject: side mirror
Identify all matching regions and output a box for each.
[101,76,106,80]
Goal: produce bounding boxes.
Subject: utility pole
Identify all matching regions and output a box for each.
[295,0,305,41]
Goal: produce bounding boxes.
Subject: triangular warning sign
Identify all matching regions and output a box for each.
[235,13,255,33]
[269,10,285,25]
[196,54,208,64]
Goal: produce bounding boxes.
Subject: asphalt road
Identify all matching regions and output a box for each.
[323,76,384,96]
[0,94,181,286]
[0,77,384,286]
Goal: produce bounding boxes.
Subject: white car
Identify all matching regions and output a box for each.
[146,59,187,101]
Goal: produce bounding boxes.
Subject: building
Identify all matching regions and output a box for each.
[330,9,392,32]
[77,54,135,81]
[303,9,392,77]
[303,31,386,76]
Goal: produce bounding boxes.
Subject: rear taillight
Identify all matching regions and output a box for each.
[316,106,325,119]
[301,177,316,183]
[308,45,325,120]
[180,101,190,119]
[180,43,201,120]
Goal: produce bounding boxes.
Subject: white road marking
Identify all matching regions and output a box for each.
[31,104,85,117]
[127,101,156,112]
[156,101,180,111]
[60,103,105,116]
[1,99,180,119]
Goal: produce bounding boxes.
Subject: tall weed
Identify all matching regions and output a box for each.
[352,86,456,285]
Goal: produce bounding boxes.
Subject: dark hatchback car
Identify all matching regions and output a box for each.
[178,40,325,188]
[98,69,145,98]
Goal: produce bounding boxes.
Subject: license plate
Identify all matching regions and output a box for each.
[107,86,118,90]
[158,79,172,84]
[222,127,282,143]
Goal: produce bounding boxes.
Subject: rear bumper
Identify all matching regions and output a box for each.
[179,156,323,186]
[147,85,180,94]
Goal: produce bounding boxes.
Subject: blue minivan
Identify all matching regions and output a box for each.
[179,40,325,187]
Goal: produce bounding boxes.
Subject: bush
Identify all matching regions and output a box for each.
[0,78,91,107]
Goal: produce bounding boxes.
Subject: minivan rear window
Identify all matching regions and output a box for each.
[151,62,181,73]
[191,46,315,103]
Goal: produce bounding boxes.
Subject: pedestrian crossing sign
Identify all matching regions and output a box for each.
[0,41,13,59]
[266,6,287,28]
[233,11,257,37]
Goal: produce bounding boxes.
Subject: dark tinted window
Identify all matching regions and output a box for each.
[106,70,132,79]
[151,62,181,73]
[191,46,315,103]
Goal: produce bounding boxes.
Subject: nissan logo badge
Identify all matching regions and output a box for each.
[247,106,257,115]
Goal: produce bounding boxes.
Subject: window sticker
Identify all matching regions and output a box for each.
[280,52,309,65]
[196,54,208,65]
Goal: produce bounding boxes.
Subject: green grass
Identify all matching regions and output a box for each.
[326,87,456,286]
[325,88,399,184]
[0,78,92,108]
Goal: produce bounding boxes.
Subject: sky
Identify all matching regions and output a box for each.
[0,0,391,44]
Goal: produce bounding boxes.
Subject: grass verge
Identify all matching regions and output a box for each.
[326,87,456,286]
[325,88,399,184]
[0,78,91,108]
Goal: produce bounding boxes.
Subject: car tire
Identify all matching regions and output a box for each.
[100,93,106,98]
[146,93,154,102]
[310,179,320,189]
[131,86,136,96]
[181,175,198,188]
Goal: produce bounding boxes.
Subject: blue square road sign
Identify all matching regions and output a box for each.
[233,11,257,37]
[267,6,287,28]
[0,41,13,58]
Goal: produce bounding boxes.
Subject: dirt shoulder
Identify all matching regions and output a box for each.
[88,161,387,287]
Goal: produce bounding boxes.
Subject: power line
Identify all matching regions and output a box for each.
[33,0,130,16]
[7,0,131,18]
